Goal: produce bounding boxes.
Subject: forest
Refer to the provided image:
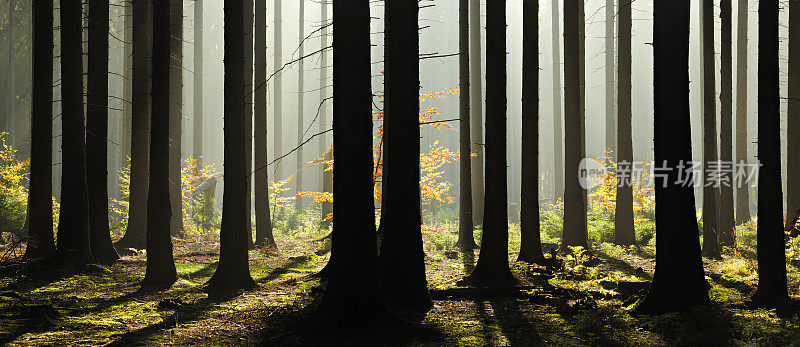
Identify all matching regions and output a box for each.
[0,0,799,345]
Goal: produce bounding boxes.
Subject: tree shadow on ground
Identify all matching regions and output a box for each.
[489,298,543,345]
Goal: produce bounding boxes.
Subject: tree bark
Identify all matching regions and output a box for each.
[635,0,709,314]
[24,0,55,259]
[295,0,305,212]
[551,0,564,202]
[244,0,254,247]
[87,0,120,264]
[701,0,721,258]
[614,0,635,246]
[193,0,203,162]
[319,1,332,229]
[735,0,750,224]
[121,0,132,172]
[168,0,184,238]
[750,0,789,305]
[57,0,91,262]
[254,0,275,248]
[457,0,476,252]
[518,0,544,263]
[469,0,484,225]
[6,0,15,144]
[273,0,283,180]
[787,0,800,232]
[205,0,256,295]
[605,0,616,156]
[719,0,736,246]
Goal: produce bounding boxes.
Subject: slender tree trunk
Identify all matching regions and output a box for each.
[193,0,203,162]
[122,0,132,171]
[457,0,475,252]
[6,0,14,143]
[244,0,254,247]
[206,0,256,295]
[787,0,800,230]
[24,0,55,259]
[57,0,91,261]
[295,0,305,211]
[319,1,332,229]
[614,0,635,246]
[735,0,750,224]
[635,0,709,314]
[605,0,616,156]
[117,0,152,250]
[314,0,392,327]
[469,0,484,225]
[750,0,789,305]
[561,0,588,250]
[518,0,544,263]
[463,0,516,287]
[701,0,721,258]
[552,0,564,202]
[87,0,120,264]
[254,0,275,248]
[273,0,283,181]
[168,0,184,238]
[719,0,736,246]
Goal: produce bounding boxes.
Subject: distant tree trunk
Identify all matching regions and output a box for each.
[24,0,55,259]
[193,0,203,162]
[719,0,736,246]
[117,0,152,250]
[168,0,184,238]
[561,0,588,251]
[463,0,516,287]
[254,0,275,248]
[701,0,721,258]
[206,0,256,295]
[314,0,392,326]
[787,0,800,231]
[57,0,91,261]
[735,0,750,224]
[518,0,544,263]
[295,0,305,212]
[319,1,332,229]
[378,0,431,313]
[273,0,283,181]
[142,0,177,288]
[122,0,132,171]
[6,0,14,143]
[469,0,484,225]
[244,0,254,247]
[551,0,564,202]
[635,0,709,314]
[750,0,789,305]
[457,0,475,252]
[614,0,635,246]
[87,0,120,264]
[605,0,616,156]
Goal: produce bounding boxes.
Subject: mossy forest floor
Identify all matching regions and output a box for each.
[1,222,800,346]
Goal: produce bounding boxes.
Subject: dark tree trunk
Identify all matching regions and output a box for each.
[205,0,256,295]
[518,0,544,264]
[378,0,431,313]
[193,0,203,162]
[561,0,588,251]
[142,0,177,288]
[463,0,516,287]
[750,0,789,305]
[735,0,750,224]
[24,0,55,259]
[719,0,736,246]
[244,0,254,247]
[319,1,332,229]
[273,0,283,180]
[701,0,721,258]
[254,0,275,248]
[605,0,616,156]
[551,0,563,202]
[635,0,709,314]
[614,0,635,246]
[122,1,132,174]
[787,0,800,231]
[457,0,476,252]
[87,0,120,264]
[169,0,184,238]
[57,0,91,262]
[314,0,392,327]
[469,0,484,225]
[295,0,305,211]
[117,0,152,250]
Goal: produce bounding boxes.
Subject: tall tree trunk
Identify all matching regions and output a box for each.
[295,0,305,211]
[314,0,392,326]
[469,0,484,225]
[273,0,283,181]
[6,0,14,144]
[457,0,476,252]
[701,0,721,258]
[735,0,750,224]
[635,0,709,314]
[719,0,736,246]
[551,0,564,202]
[787,0,800,230]
[143,0,177,288]
[121,0,132,172]
[254,0,275,248]
[117,0,152,250]
[605,0,616,156]
[87,0,120,264]
[193,0,203,162]
[319,1,332,229]
[24,0,55,259]
[518,0,544,263]
[750,0,789,305]
[244,0,254,247]
[463,0,516,287]
[168,0,184,238]
[614,0,635,246]
[378,0,431,313]
[57,0,91,262]
[561,0,587,250]
[206,0,256,295]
